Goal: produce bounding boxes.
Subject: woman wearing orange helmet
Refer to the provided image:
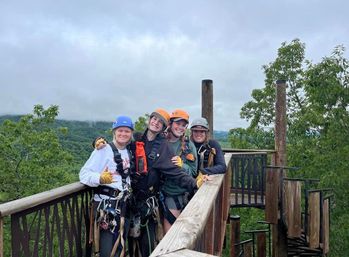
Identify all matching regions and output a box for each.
[160,109,198,233]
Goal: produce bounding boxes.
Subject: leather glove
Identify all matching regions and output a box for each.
[196,171,204,188]
[171,156,183,168]
[196,171,210,188]
[100,168,113,184]
[92,137,107,150]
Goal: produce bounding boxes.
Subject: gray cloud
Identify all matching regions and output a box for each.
[1,0,349,130]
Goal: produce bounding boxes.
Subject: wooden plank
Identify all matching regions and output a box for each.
[202,79,213,137]
[230,216,240,257]
[257,232,266,257]
[309,192,320,249]
[265,168,279,224]
[284,181,302,237]
[0,182,87,217]
[322,199,330,254]
[157,248,219,257]
[214,187,223,255]
[244,241,253,257]
[204,207,214,254]
[150,174,225,257]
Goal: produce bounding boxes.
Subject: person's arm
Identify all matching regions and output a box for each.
[181,140,198,177]
[79,148,109,187]
[153,142,198,191]
[202,140,227,175]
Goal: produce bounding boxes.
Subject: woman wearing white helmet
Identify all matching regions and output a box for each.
[190,117,227,175]
[80,115,134,257]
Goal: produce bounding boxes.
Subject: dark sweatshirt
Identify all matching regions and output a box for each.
[194,139,227,175]
[132,131,197,200]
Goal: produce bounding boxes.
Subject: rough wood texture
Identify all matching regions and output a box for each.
[230,216,240,257]
[150,153,233,257]
[275,80,287,167]
[204,208,215,254]
[265,168,279,224]
[322,199,330,254]
[244,241,253,257]
[202,79,213,138]
[309,192,320,249]
[0,182,86,217]
[158,249,219,257]
[257,232,266,257]
[284,181,302,238]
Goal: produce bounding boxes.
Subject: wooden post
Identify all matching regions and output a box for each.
[202,79,213,138]
[273,80,288,257]
[275,80,287,167]
[257,232,267,257]
[309,192,320,249]
[230,215,240,257]
[265,168,279,224]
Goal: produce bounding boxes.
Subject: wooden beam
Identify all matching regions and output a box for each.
[202,79,213,138]
[322,199,330,254]
[0,182,87,217]
[309,192,320,249]
[257,232,267,257]
[284,181,302,237]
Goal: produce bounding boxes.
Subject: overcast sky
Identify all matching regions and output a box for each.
[1,0,348,130]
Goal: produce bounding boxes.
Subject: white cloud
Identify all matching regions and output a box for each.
[1,0,349,130]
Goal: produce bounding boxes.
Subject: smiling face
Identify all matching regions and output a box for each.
[191,126,208,143]
[170,120,188,138]
[113,127,133,146]
[148,115,165,133]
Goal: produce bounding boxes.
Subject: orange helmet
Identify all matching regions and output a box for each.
[170,109,189,123]
[150,108,170,126]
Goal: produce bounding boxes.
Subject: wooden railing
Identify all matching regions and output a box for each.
[150,153,233,257]
[0,183,92,257]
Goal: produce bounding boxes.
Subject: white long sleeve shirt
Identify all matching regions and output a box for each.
[79,144,131,201]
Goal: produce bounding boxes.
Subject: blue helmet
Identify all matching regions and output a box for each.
[112,115,134,130]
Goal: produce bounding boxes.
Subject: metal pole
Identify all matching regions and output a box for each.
[201,79,213,138]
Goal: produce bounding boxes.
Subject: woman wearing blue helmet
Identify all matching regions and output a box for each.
[80,115,134,257]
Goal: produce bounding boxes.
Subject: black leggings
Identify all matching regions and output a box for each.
[128,218,156,257]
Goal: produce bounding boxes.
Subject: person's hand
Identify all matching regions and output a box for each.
[93,137,107,150]
[99,168,113,184]
[196,171,211,188]
[171,156,183,167]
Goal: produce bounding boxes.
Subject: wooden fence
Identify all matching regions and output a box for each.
[150,153,233,257]
[0,153,233,257]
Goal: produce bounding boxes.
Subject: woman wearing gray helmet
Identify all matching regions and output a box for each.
[190,117,226,175]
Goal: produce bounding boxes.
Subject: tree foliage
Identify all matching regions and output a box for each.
[234,39,349,256]
[0,105,75,202]
[134,114,149,132]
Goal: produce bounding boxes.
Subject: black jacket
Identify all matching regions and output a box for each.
[132,131,197,199]
[194,139,227,175]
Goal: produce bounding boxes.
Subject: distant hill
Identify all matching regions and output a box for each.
[0,115,230,162]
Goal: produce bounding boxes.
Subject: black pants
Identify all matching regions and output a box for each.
[128,218,156,257]
[93,199,130,257]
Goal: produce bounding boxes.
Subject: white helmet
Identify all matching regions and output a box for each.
[190,117,209,130]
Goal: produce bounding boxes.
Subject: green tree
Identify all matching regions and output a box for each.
[134,114,149,132]
[237,39,349,256]
[0,105,75,202]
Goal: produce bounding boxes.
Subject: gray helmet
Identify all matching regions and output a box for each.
[190,117,209,130]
